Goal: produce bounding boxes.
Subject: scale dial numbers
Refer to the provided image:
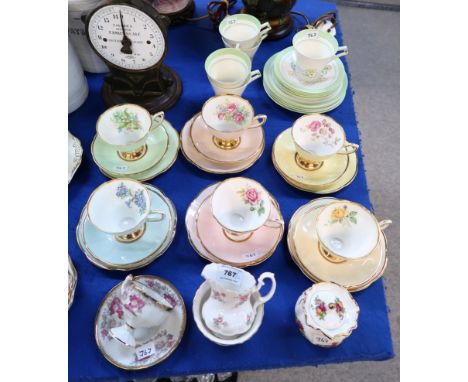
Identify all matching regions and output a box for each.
[88,5,165,71]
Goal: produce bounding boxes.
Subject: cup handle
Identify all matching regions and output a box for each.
[253,272,276,311]
[263,217,284,228]
[336,45,348,58]
[235,43,240,49]
[379,219,392,231]
[259,22,272,40]
[246,69,262,85]
[147,209,165,222]
[150,111,165,130]
[248,114,267,129]
[337,142,359,155]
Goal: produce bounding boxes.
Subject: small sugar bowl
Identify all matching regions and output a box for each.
[295,282,359,347]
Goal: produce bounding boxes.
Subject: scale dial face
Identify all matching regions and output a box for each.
[88,5,165,71]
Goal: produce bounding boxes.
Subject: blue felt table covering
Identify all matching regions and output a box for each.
[68,1,394,380]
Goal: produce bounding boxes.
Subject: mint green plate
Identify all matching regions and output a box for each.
[77,183,177,271]
[100,120,179,181]
[92,123,169,175]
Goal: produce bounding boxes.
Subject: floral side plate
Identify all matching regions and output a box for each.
[68,132,83,183]
[95,275,186,370]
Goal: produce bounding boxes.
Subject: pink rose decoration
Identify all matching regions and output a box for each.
[164,293,177,308]
[217,112,225,120]
[244,188,261,205]
[309,120,322,132]
[124,294,145,312]
[109,297,123,319]
[226,103,237,113]
[234,113,244,122]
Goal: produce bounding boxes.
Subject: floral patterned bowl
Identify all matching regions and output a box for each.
[211,177,282,237]
[315,200,390,260]
[96,104,164,153]
[291,114,358,164]
[201,95,267,142]
[86,179,165,236]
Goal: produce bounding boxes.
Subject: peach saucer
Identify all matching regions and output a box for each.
[190,113,264,163]
[185,183,284,267]
[180,116,264,174]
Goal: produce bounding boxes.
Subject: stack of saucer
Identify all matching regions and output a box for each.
[287,198,391,292]
[77,180,176,271]
[272,114,358,194]
[91,104,179,181]
[95,275,186,370]
[185,178,284,267]
[263,47,348,114]
[181,95,266,174]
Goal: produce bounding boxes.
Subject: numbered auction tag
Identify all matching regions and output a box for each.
[217,265,243,286]
[135,342,156,361]
[114,165,129,172]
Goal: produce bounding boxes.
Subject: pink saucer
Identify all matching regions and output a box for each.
[193,185,284,267]
[181,116,264,174]
[190,113,264,163]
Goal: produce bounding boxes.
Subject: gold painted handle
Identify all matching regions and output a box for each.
[379,219,392,231]
[147,210,165,222]
[264,217,284,229]
[337,142,359,155]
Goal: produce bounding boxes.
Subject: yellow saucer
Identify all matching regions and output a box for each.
[272,128,358,194]
[288,198,388,292]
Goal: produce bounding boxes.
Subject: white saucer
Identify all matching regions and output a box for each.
[192,281,264,346]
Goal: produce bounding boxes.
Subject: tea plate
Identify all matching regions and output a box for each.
[192,281,264,346]
[68,132,83,183]
[190,113,264,163]
[99,120,179,181]
[186,183,283,267]
[288,198,387,292]
[95,275,186,370]
[68,255,78,310]
[92,123,169,175]
[181,116,264,174]
[77,184,176,271]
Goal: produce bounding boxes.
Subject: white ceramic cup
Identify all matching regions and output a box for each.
[315,200,391,260]
[205,47,260,89]
[110,274,174,347]
[219,14,271,49]
[211,177,282,242]
[291,114,358,167]
[96,104,164,155]
[293,29,348,80]
[87,179,165,237]
[221,36,262,60]
[201,95,267,143]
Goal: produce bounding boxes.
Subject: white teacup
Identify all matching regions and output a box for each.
[291,114,358,170]
[293,29,348,81]
[87,179,165,241]
[222,36,262,60]
[201,95,267,149]
[96,104,164,161]
[110,274,173,347]
[219,14,271,49]
[315,200,391,261]
[211,177,282,242]
[205,47,260,89]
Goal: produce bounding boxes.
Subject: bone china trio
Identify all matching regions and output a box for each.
[69,16,392,369]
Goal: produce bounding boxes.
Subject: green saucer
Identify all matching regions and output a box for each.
[100,120,179,181]
[92,123,169,175]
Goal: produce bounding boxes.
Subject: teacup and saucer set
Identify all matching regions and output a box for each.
[205,46,262,97]
[272,114,359,194]
[263,29,349,114]
[185,177,284,267]
[219,14,271,60]
[193,263,276,346]
[95,274,186,370]
[91,104,179,181]
[76,179,177,271]
[287,198,392,292]
[295,282,359,347]
[181,95,267,174]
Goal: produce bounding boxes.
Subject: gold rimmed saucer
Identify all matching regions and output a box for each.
[180,116,264,174]
[185,182,284,268]
[272,128,358,194]
[189,113,264,164]
[287,198,388,292]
